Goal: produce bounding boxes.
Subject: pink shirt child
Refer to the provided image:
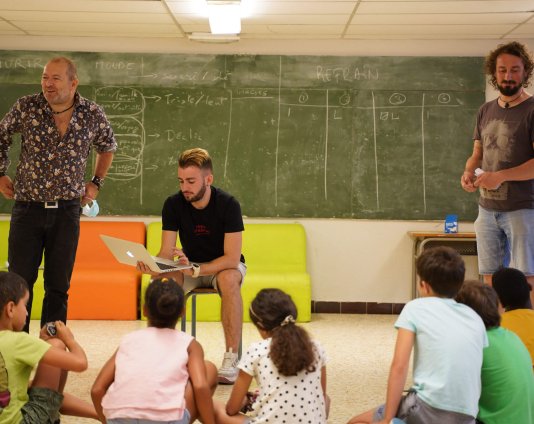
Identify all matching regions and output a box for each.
[102,327,193,421]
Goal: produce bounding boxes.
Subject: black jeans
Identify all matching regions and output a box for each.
[8,200,80,332]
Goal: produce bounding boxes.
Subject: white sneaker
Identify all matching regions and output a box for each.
[218,348,239,384]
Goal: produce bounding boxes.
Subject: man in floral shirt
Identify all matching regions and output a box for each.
[0,56,116,331]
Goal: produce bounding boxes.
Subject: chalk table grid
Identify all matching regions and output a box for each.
[408,231,477,298]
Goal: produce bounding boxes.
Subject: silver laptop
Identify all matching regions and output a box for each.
[100,234,193,273]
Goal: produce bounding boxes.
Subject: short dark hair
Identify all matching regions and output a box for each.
[456,280,501,329]
[416,246,465,297]
[0,271,28,310]
[178,148,213,172]
[492,267,532,310]
[144,278,184,328]
[485,41,534,89]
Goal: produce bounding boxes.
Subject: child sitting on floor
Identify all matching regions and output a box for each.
[91,277,217,424]
[456,280,534,424]
[214,288,330,424]
[347,246,487,424]
[492,267,534,366]
[0,271,97,423]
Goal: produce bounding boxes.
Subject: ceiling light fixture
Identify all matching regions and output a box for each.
[188,32,240,43]
[206,0,241,35]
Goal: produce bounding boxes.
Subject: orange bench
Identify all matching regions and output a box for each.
[66,220,145,320]
[1,219,144,320]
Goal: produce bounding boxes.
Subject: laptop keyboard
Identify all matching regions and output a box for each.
[155,262,176,270]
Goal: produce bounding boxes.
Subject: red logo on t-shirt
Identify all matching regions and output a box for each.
[194,225,210,236]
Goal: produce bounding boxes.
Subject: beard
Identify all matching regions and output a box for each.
[497,81,522,96]
[184,183,207,203]
[43,88,71,106]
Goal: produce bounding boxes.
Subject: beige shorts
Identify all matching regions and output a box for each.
[183,262,247,293]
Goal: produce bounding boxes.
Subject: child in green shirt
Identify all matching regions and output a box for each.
[456,280,534,424]
[0,271,97,423]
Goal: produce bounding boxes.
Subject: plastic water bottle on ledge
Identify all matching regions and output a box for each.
[444,214,458,233]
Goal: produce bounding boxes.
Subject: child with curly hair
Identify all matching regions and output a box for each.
[215,288,329,424]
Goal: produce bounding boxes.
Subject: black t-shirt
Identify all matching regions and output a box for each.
[161,186,245,263]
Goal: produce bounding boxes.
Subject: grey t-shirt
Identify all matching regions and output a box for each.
[473,96,534,211]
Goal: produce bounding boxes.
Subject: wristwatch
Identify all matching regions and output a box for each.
[91,175,105,190]
[191,263,201,278]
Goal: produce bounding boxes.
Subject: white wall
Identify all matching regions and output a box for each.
[1,36,530,303]
[245,217,480,302]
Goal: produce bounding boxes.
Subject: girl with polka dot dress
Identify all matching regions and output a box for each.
[215,288,330,424]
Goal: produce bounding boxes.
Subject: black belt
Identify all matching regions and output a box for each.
[15,199,80,208]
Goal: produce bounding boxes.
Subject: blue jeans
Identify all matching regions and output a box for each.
[474,206,534,276]
[8,200,80,331]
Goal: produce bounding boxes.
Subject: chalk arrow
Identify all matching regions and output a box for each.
[134,73,158,79]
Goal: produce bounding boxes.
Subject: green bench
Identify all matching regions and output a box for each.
[141,222,312,322]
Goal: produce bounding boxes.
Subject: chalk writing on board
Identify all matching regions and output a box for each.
[92,84,463,215]
[316,66,379,83]
[0,52,485,219]
[95,87,146,203]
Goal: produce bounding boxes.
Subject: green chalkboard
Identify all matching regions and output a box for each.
[0,51,485,219]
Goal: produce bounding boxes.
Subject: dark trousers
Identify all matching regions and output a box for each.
[8,200,80,332]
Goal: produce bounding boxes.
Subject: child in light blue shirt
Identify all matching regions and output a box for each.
[347,247,488,424]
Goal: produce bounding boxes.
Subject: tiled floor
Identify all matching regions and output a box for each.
[29,314,406,424]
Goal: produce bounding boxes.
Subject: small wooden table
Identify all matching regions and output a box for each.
[408,231,477,298]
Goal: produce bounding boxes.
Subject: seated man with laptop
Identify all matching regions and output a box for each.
[136,148,246,385]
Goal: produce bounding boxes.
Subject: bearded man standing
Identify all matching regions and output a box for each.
[461,41,534,307]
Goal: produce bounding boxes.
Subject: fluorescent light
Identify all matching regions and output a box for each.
[188,32,240,43]
[206,0,241,35]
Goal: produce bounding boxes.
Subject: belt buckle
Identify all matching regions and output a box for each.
[44,201,58,209]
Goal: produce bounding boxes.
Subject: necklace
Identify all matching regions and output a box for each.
[499,90,523,108]
[51,102,74,115]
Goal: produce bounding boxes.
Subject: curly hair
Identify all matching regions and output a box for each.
[249,289,316,376]
[485,41,534,89]
[144,278,184,328]
[0,271,28,310]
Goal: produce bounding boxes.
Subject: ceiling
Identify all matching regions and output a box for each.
[0,0,534,42]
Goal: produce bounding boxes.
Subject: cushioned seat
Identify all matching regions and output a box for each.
[66,221,146,320]
[0,221,8,271]
[140,222,311,322]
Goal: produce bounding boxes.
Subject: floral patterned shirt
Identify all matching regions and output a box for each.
[0,92,116,201]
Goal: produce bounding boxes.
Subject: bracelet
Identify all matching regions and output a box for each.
[191,263,201,278]
[91,175,105,190]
